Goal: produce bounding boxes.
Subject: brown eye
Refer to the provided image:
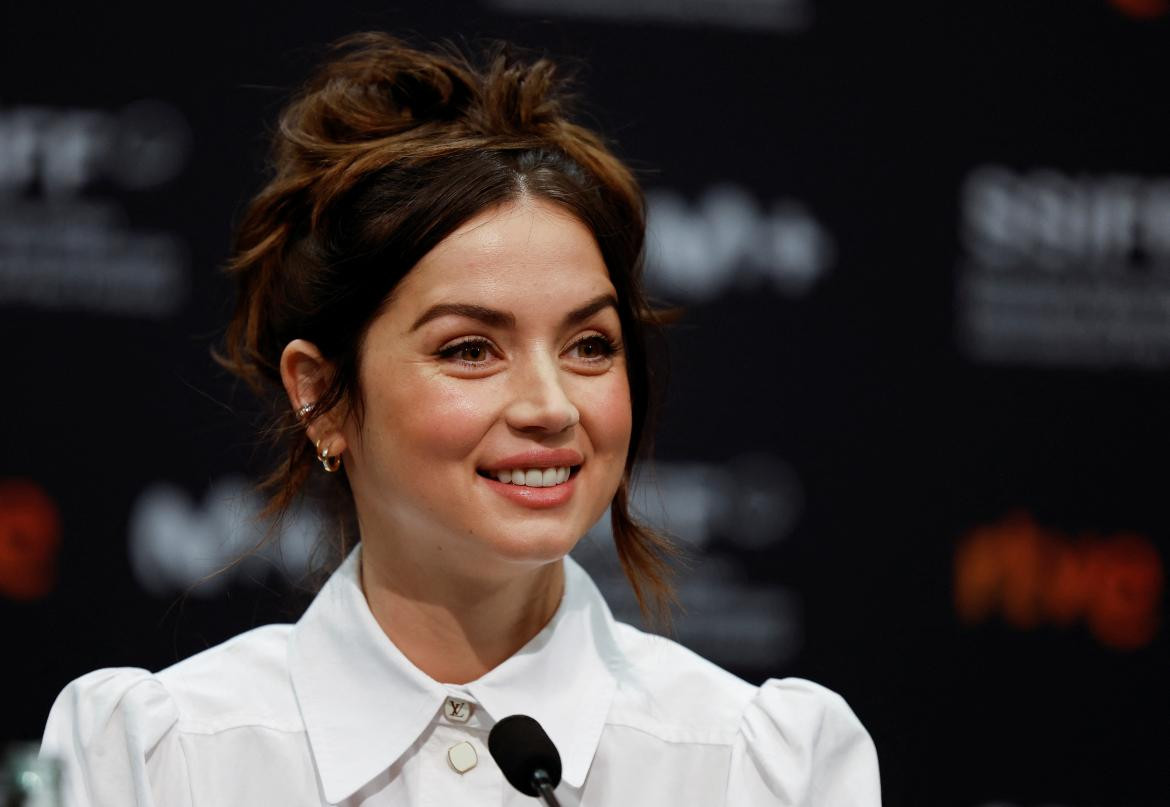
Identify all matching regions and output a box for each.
[461,344,486,362]
[437,338,495,366]
[570,335,615,361]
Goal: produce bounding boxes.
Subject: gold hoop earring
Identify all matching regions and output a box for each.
[316,438,341,473]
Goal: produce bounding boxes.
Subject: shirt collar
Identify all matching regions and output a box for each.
[289,547,621,803]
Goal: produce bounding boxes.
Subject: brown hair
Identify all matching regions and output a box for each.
[218,32,676,622]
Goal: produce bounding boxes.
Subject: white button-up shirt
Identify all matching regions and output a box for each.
[41,550,881,805]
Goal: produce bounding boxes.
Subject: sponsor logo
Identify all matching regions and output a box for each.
[645,185,834,302]
[0,478,62,601]
[955,511,1163,650]
[576,455,804,667]
[585,558,803,668]
[957,165,1170,368]
[0,101,189,196]
[128,476,318,596]
[586,454,803,551]
[0,101,191,317]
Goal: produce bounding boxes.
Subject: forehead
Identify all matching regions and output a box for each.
[390,198,615,314]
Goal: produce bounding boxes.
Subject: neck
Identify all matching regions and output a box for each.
[359,540,565,685]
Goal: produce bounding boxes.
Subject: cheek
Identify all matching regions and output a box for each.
[579,372,633,456]
[372,372,496,463]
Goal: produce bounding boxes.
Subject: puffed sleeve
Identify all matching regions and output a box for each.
[729,677,881,806]
[40,669,191,807]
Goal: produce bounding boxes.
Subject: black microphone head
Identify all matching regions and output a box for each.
[488,714,563,796]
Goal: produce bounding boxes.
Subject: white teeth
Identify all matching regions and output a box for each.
[488,466,572,487]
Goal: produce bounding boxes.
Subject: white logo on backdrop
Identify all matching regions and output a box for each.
[587,453,803,550]
[645,186,834,301]
[957,164,1170,368]
[128,476,318,597]
[0,101,191,317]
[962,166,1170,268]
[485,0,810,32]
[575,454,804,668]
[579,553,803,669]
[0,101,190,195]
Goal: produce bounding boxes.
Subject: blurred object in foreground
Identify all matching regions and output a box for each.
[1,745,62,807]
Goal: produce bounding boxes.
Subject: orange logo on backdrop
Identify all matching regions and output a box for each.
[955,512,1164,650]
[1108,0,1169,19]
[0,479,62,600]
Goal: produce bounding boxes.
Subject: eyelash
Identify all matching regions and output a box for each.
[437,334,620,369]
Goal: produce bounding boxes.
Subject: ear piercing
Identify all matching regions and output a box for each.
[316,439,341,473]
[299,403,340,472]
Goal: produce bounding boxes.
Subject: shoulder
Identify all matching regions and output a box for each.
[606,621,757,740]
[155,623,298,733]
[740,677,873,751]
[43,666,180,751]
[40,625,300,807]
[41,667,189,807]
[607,623,872,745]
[44,624,297,744]
[603,625,880,802]
[734,678,882,805]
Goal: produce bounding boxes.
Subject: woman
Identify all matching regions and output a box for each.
[41,33,880,806]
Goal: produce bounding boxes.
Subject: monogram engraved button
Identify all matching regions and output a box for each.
[447,741,478,774]
[443,697,473,723]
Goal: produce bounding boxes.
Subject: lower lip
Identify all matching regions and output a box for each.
[479,472,577,509]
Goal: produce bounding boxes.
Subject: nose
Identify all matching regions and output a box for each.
[504,351,580,435]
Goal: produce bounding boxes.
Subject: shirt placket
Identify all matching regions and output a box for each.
[419,694,503,806]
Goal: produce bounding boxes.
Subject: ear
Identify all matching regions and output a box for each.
[280,339,348,457]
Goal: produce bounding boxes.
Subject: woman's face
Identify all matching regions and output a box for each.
[341,197,632,577]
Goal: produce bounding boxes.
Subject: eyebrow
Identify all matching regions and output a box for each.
[409,303,515,332]
[409,293,619,332]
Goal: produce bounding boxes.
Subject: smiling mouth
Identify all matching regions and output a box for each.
[476,466,580,488]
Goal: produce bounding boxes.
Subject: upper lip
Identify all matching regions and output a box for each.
[479,448,584,472]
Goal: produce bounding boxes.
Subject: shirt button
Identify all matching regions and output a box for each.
[443,696,473,723]
[447,741,478,774]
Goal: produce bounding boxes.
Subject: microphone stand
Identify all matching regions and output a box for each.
[532,769,562,807]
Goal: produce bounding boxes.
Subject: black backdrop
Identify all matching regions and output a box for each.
[2,2,1168,805]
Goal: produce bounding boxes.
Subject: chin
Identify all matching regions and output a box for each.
[474,524,584,567]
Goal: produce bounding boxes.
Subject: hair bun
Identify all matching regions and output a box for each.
[280,34,569,157]
[478,50,563,133]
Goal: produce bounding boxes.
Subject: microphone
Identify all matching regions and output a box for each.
[487,715,563,807]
